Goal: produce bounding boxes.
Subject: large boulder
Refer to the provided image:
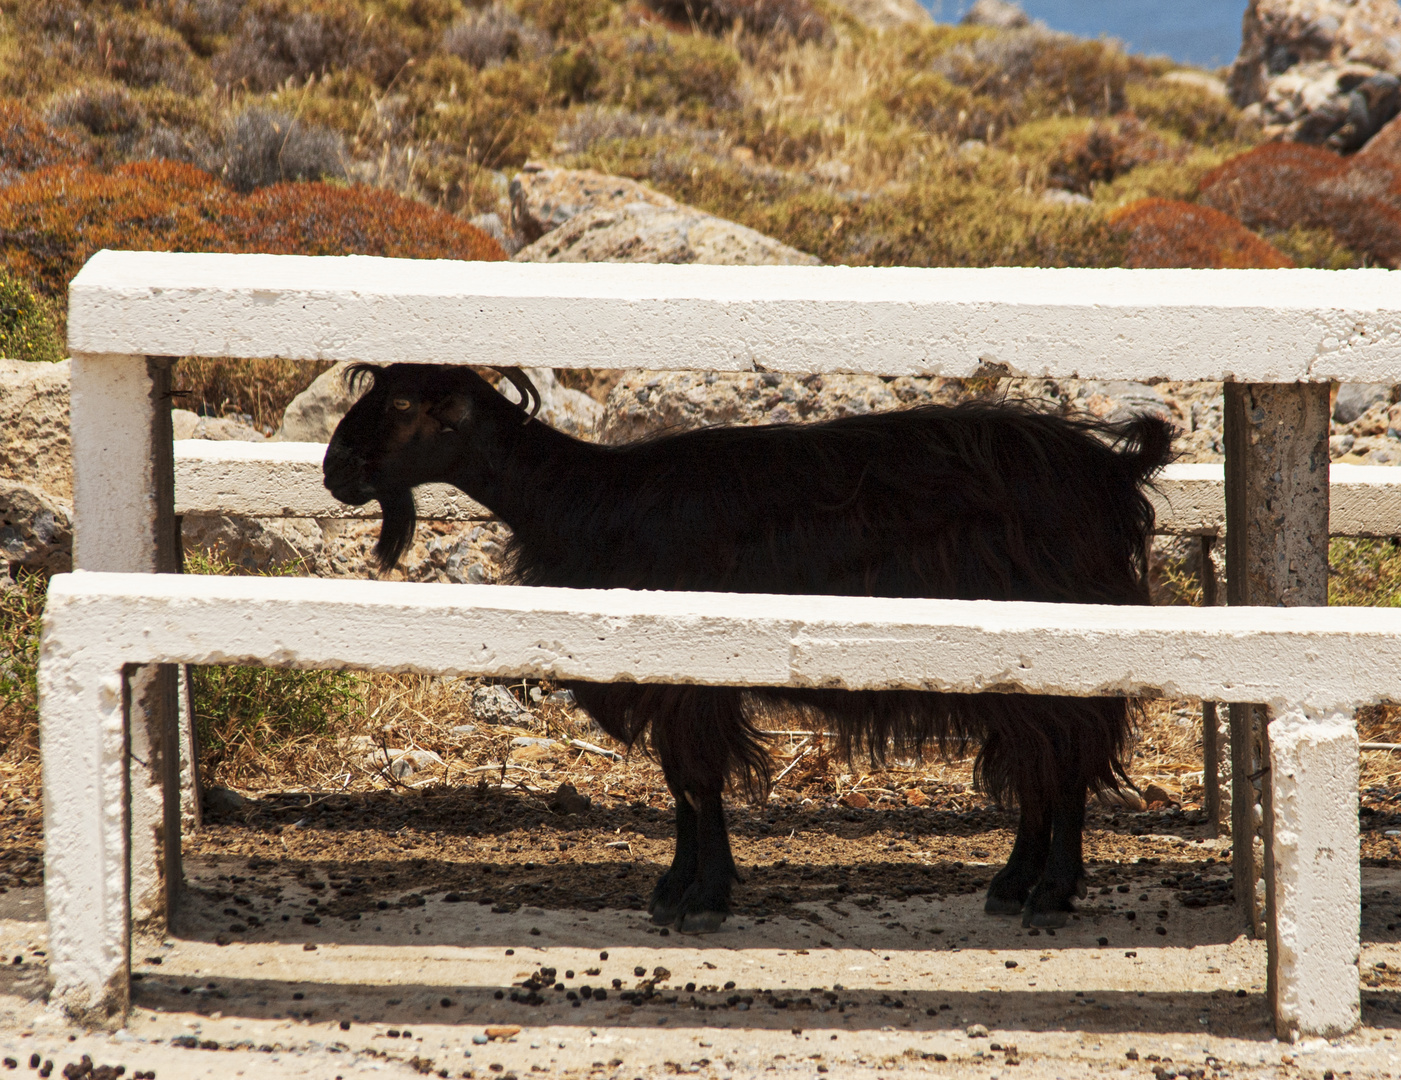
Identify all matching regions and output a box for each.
[0,359,71,501]
[596,371,964,444]
[273,361,601,441]
[274,362,362,442]
[509,163,820,267]
[514,203,822,267]
[509,165,676,246]
[1230,0,1401,150]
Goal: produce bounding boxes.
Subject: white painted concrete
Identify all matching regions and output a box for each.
[169,449,1401,537]
[37,571,1401,704]
[38,572,1390,1030]
[67,251,1401,382]
[173,440,488,520]
[1267,707,1360,1040]
[69,352,174,940]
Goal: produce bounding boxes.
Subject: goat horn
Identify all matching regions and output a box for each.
[494,367,541,422]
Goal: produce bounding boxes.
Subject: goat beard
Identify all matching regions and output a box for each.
[374,487,418,572]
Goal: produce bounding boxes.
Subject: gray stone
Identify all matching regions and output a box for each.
[471,684,536,726]
[274,362,363,443]
[513,202,820,267]
[0,482,72,573]
[181,514,321,572]
[172,409,267,441]
[596,370,964,444]
[203,786,250,815]
[1333,382,1392,423]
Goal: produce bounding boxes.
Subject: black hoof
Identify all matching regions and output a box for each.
[649,901,679,926]
[1022,907,1071,929]
[984,896,1025,916]
[677,910,726,934]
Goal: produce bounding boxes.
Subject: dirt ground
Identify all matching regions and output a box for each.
[9,700,1401,1076]
[9,770,1401,1078]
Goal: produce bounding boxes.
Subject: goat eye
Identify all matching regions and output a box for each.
[391,398,413,411]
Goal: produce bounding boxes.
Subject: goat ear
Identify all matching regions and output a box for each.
[427,394,473,431]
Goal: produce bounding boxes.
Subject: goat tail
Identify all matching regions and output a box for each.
[1110,412,1177,483]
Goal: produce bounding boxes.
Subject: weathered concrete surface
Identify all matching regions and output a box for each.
[39,572,1401,706]
[10,864,1401,1078]
[173,440,491,519]
[68,353,182,971]
[1266,707,1360,1040]
[65,252,1401,382]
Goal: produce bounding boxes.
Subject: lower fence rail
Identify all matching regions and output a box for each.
[39,571,1393,1037]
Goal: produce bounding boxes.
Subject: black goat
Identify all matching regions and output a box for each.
[324,364,1174,932]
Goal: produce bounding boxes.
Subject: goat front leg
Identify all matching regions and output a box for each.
[674,787,737,935]
[649,777,700,926]
[1023,776,1089,929]
[985,802,1051,916]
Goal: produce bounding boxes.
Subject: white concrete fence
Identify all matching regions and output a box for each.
[171,440,1401,538]
[44,250,1401,1040]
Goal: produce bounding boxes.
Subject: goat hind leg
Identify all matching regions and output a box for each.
[649,777,700,926]
[675,788,737,935]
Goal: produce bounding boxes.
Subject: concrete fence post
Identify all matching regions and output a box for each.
[69,353,182,935]
[1265,705,1360,1039]
[1223,382,1331,935]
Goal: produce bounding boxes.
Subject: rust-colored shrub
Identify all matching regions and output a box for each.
[1109,198,1293,269]
[0,159,505,305]
[228,181,509,259]
[0,160,233,299]
[1197,142,1343,231]
[1199,142,1401,267]
[0,99,91,184]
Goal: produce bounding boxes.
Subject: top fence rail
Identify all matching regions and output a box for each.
[68,250,1401,384]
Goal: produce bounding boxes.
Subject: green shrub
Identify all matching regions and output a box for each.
[0,268,63,364]
[0,570,45,764]
[1330,538,1401,608]
[185,550,364,771]
[1125,78,1242,146]
[576,28,742,114]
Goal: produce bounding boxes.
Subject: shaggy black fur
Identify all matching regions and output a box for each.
[324,364,1174,931]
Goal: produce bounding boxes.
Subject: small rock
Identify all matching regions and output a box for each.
[966,1023,989,1038]
[471,1034,490,1045]
[0,482,71,572]
[548,782,591,815]
[961,0,1029,29]
[171,409,266,441]
[841,792,871,810]
[203,786,249,815]
[485,1025,521,1039]
[471,684,537,727]
[1142,783,1179,809]
[1335,383,1393,424]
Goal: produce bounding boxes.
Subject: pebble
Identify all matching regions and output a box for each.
[472,1035,490,1045]
[966,1023,989,1038]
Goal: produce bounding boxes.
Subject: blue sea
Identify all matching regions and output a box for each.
[929,0,1248,70]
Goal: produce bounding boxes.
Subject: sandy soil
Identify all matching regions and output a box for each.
[6,788,1401,1078]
